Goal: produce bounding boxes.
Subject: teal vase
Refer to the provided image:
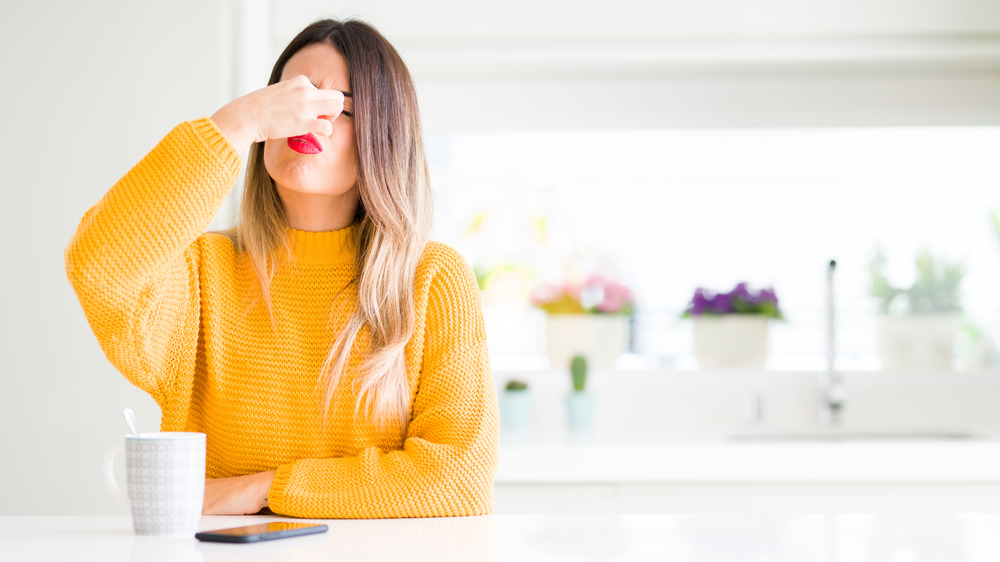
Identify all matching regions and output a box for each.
[565,392,595,431]
[500,390,532,431]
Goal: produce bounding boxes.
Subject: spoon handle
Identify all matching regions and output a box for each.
[123,408,140,438]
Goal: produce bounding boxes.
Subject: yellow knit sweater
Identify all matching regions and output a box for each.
[64,118,498,519]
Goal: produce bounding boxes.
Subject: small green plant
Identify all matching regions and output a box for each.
[570,355,588,392]
[869,245,965,315]
[505,379,528,392]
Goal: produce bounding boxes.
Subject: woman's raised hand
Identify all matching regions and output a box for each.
[210,75,346,153]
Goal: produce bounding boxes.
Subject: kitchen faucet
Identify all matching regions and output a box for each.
[819,259,846,425]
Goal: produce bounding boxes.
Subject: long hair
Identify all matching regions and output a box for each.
[223,19,432,434]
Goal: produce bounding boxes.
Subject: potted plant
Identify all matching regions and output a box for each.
[530,273,634,371]
[499,379,531,431]
[682,282,785,369]
[869,246,965,370]
[565,355,595,431]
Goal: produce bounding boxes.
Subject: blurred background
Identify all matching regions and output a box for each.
[3,0,1000,515]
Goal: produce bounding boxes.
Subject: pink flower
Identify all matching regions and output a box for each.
[531,274,633,314]
[531,274,634,315]
[596,279,634,313]
[565,282,582,302]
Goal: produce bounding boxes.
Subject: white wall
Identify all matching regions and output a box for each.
[0,0,234,515]
[2,0,999,516]
[276,0,1000,130]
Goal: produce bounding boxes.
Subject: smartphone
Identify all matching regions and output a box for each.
[195,521,328,543]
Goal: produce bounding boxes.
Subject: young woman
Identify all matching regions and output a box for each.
[64,19,498,519]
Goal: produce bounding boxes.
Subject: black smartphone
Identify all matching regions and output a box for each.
[195,521,328,543]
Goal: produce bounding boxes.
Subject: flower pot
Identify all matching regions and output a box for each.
[565,392,595,431]
[499,390,532,430]
[545,314,628,371]
[692,315,770,369]
[876,313,960,370]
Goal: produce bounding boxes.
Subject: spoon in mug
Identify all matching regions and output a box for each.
[123,408,140,438]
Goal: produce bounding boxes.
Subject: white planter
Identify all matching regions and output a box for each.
[692,315,770,369]
[877,313,961,370]
[545,314,629,371]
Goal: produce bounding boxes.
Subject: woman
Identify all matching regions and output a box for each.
[64,19,498,519]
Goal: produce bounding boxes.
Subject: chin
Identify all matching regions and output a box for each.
[274,177,354,197]
[279,183,342,196]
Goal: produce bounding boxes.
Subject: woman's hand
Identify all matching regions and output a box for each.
[202,470,277,515]
[210,75,346,153]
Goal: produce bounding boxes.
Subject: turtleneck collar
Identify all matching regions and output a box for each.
[285,222,360,266]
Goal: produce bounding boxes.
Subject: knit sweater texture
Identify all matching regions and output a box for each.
[64,118,499,519]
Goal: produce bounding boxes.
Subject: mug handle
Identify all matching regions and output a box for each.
[103,445,128,507]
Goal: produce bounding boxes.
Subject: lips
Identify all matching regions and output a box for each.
[287,133,322,154]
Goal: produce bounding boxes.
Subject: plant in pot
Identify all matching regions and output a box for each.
[499,379,532,431]
[681,282,785,369]
[530,273,634,371]
[958,212,1000,368]
[869,246,965,370]
[565,355,595,431]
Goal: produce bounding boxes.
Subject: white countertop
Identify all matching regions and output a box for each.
[496,433,1000,483]
[5,514,1000,561]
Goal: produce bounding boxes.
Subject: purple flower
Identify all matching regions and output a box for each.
[713,292,732,314]
[760,288,777,305]
[731,282,751,301]
[691,288,712,315]
[684,282,784,320]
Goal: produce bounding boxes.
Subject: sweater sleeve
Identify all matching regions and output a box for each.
[64,118,241,407]
[265,247,500,518]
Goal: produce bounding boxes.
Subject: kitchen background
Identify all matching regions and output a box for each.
[3,0,1000,515]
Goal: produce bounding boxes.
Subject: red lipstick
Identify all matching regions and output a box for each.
[287,133,322,154]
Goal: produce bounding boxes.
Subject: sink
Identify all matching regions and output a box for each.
[726,428,983,442]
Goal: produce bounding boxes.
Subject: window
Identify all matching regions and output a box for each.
[427,126,1000,371]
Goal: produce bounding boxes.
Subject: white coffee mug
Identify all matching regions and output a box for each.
[104,432,206,536]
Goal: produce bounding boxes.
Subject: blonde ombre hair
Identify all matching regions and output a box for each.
[221,19,432,434]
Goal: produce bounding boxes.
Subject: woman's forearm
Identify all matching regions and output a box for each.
[209,104,255,154]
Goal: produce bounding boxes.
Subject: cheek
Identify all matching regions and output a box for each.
[337,138,358,177]
[262,141,307,181]
[263,141,280,176]
[344,146,358,177]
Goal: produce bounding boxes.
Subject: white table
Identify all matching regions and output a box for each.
[4,514,1000,561]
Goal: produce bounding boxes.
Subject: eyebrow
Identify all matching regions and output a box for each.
[306,80,352,97]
